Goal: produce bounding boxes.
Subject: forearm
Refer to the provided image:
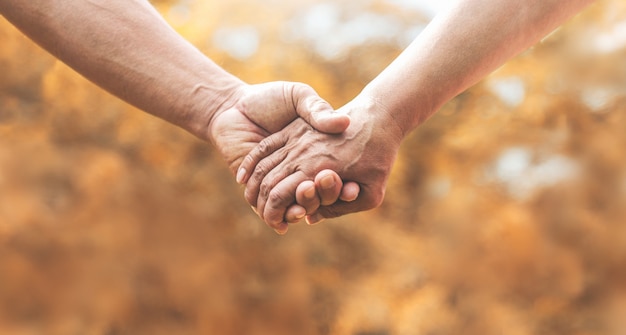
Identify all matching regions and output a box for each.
[0,0,244,140]
[361,0,594,136]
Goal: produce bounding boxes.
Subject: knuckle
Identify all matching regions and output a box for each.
[268,189,288,206]
[252,161,271,183]
[259,180,272,200]
[245,169,272,207]
[257,140,271,156]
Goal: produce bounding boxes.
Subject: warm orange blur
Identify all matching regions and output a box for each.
[1,1,625,334]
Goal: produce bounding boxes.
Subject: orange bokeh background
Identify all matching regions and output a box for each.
[1,1,625,334]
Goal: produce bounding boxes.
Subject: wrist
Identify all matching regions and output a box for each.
[358,50,443,136]
[184,77,248,143]
[352,91,412,142]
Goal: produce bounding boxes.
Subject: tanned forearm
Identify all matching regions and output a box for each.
[361,0,595,136]
[0,0,244,141]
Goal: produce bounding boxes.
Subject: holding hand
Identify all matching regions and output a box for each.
[0,0,360,234]
[209,81,360,233]
[237,95,404,231]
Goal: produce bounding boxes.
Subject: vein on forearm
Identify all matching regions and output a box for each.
[0,0,243,139]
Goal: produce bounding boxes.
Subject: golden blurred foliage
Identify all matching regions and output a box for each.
[1,0,626,334]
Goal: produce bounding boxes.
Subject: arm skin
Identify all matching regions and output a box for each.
[0,0,358,234]
[238,0,595,228]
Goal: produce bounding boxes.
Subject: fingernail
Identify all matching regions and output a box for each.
[295,207,306,220]
[303,185,316,199]
[251,206,259,215]
[320,174,335,190]
[306,213,324,225]
[236,168,246,184]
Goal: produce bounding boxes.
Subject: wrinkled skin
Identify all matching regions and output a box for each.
[238,96,404,228]
[209,81,359,233]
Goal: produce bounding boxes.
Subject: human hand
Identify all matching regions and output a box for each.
[208,81,359,233]
[237,95,404,230]
[273,168,361,228]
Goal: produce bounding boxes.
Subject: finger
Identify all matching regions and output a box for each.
[339,181,360,202]
[237,131,288,185]
[314,169,343,206]
[306,201,369,224]
[274,222,289,235]
[290,83,350,134]
[244,148,289,210]
[284,204,307,224]
[236,83,296,134]
[306,186,384,225]
[295,180,320,214]
[263,171,310,227]
[254,158,297,222]
[302,180,359,225]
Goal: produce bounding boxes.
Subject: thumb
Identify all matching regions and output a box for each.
[291,83,350,134]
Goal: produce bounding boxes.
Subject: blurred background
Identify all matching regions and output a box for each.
[1,0,626,334]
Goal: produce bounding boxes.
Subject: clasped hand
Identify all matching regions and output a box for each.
[230,90,404,234]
